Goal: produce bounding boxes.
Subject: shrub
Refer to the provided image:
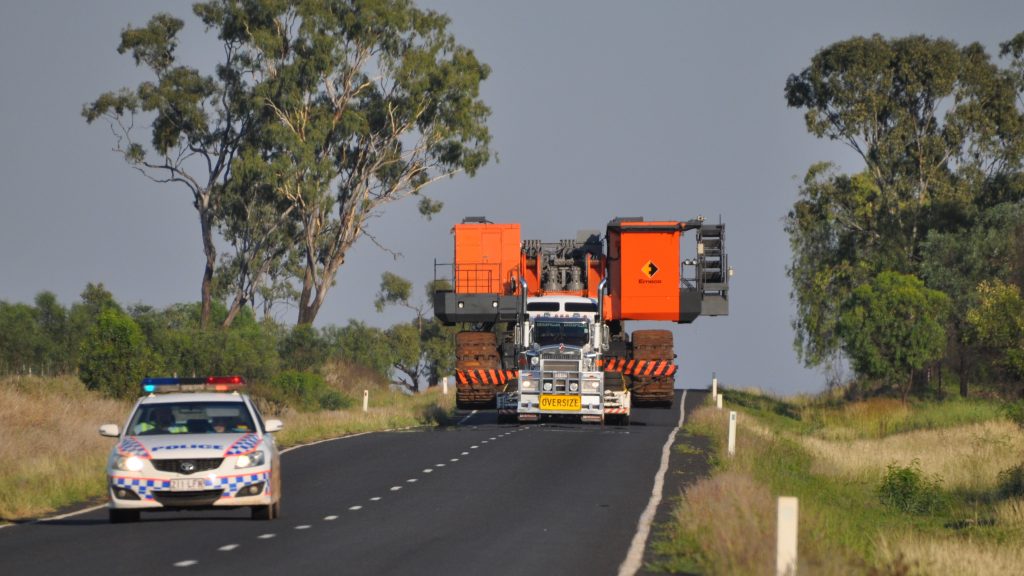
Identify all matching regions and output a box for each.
[78,309,153,398]
[998,464,1024,498]
[878,459,948,515]
[260,370,352,412]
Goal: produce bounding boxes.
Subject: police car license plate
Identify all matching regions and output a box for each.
[539,395,581,411]
[170,478,208,491]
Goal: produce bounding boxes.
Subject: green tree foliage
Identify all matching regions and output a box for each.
[279,324,331,371]
[0,303,48,373]
[79,309,154,399]
[374,273,456,391]
[785,33,1024,389]
[328,320,394,377]
[261,370,352,412]
[83,12,258,329]
[965,280,1024,379]
[838,272,950,401]
[205,0,492,325]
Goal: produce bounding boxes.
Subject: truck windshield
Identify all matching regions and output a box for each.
[533,321,589,347]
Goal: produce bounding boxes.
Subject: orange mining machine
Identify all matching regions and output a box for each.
[433,216,730,410]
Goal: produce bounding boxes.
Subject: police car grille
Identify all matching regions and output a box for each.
[152,490,224,507]
[152,458,224,475]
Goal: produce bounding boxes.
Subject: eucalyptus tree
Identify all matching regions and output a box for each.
[84,12,260,329]
[210,0,492,325]
[784,33,1024,369]
[837,272,950,401]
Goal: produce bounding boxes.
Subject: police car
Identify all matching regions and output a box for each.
[99,376,282,523]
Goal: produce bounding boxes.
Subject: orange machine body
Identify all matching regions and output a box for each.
[452,222,521,295]
[605,221,687,322]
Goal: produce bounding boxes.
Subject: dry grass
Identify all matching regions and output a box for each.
[878,534,1024,576]
[799,419,1024,491]
[995,497,1024,527]
[672,472,777,575]
[0,376,130,520]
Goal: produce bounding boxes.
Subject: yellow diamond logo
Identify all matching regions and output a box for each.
[642,260,659,278]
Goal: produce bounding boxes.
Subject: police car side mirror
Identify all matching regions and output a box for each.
[264,419,283,433]
[99,424,120,437]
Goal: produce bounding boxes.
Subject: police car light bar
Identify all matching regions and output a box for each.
[142,376,246,393]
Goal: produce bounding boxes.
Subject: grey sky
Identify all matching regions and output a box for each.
[2,1,1022,396]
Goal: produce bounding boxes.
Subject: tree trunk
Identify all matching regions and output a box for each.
[200,211,217,330]
[959,348,968,398]
[223,293,247,328]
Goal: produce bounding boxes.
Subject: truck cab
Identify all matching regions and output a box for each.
[498,295,630,424]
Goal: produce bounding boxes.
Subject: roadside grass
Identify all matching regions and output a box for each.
[0,369,457,522]
[653,391,1024,575]
[0,376,130,521]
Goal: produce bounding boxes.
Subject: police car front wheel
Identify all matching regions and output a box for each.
[251,500,279,520]
[109,509,140,523]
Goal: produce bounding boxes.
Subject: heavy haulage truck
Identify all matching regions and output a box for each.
[433,216,729,424]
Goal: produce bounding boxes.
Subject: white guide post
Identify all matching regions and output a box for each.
[442,376,448,395]
[711,372,718,399]
[727,411,737,456]
[716,393,723,410]
[362,389,369,412]
[776,496,799,576]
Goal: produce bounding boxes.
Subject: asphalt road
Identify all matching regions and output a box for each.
[0,390,709,576]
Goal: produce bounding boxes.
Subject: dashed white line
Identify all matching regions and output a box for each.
[450,458,459,462]
[461,451,469,455]
[406,478,418,483]
[258,533,276,540]
[481,441,489,444]
[349,505,362,511]
[490,437,497,440]
[436,463,446,467]
[470,445,479,449]
[174,560,198,567]
[295,525,311,530]
[218,544,239,552]
[370,497,382,501]
[324,515,339,521]
[390,486,402,491]
[423,468,433,473]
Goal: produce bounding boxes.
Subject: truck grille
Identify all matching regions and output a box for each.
[541,360,580,372]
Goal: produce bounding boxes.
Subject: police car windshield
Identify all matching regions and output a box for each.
[533,320,589,347]
[129,402,255,436]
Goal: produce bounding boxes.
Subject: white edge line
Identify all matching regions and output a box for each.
[6,424,419,528]
[617,389,688,576]
[456,409,478,426]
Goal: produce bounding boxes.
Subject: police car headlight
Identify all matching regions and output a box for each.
[236,451,266,469]
[115,455,144,472]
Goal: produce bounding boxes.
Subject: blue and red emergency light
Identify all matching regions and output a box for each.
[142,376,245,393]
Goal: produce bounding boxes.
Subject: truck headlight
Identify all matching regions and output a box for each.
[114,455,145,472]
[569,382,579,392]
[521,378,535,391]
[530,356,540,367]
[543,382,553,392]
[584,380,601,392]
[236,451,266,469]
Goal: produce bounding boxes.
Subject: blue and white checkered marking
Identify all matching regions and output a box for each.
[224,433,261,456]
[216,471,269,497]
[118,436,151,459]
[111,477,170,500]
